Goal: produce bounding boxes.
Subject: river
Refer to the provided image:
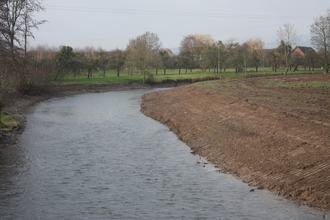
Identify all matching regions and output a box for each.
[0,89,324,219]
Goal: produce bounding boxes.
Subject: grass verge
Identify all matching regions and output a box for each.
[0,112,20,132]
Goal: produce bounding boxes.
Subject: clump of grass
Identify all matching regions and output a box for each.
[0,112,20,132]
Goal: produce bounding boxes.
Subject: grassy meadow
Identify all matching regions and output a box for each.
[52,67,324,85]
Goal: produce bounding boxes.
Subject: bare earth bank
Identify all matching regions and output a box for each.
[141,74,330,211]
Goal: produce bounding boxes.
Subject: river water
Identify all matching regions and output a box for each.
[0,89,324,219]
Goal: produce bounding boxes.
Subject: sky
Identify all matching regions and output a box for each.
[30,0,330,52]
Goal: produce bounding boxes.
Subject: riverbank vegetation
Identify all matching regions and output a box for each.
[0,112,20,132]
[1,1,329,95]
[0,1,329,119]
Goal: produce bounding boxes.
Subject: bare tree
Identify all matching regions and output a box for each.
[267,49,281,73]
[245,38,265,72]
[201,48,217,72]
[180,35,197,54]
[0,0,7,51]
[290,53,303,72]
[178,50,194,74]
[126,32,162,83]
[215,40,226,73]
[0,0,46,85]
[225,38,243,74]
[303,48,320,71]
[310,9,330,73]
[79,46,97,59]
[241,43,250,77]
[277,23,300,75]
[180,34,215,67]
[24,45,56,90]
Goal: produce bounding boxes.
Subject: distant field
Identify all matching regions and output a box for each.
[52,67,324,85]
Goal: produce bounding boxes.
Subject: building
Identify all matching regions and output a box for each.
[291,46,315,56]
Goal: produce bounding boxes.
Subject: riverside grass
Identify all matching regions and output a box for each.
[0,112,20,132]
[52,67,324,85]
[1,67,325,135]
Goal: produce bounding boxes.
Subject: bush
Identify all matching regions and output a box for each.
[145,72,154,85]
[17,82,49,96]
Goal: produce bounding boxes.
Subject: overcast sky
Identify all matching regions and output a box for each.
[30,0,329,51]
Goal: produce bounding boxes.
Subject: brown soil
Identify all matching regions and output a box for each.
[141,74,330,211]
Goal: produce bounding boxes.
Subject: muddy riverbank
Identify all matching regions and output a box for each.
[141,74,330,211]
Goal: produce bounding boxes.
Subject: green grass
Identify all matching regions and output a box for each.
[0,112,20,132]
[259,78,330,88]
[52,69,223,85]
[51,67,324,85]
[304,81,330,87]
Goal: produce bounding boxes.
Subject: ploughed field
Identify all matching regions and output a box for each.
[141,74,330,210]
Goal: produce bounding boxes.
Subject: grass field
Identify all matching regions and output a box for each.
[52,67,324,85]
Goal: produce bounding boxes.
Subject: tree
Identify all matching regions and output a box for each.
[267,49,281,72]
[245,38,265,72]
[259,49,270,72]
[241,43,250,77]
[290,52,303,72]
[21,0,46,59]
[200,41,226,73]
[109,49,125,77]
[0,0,46,84]
[87,58,98,78]
[225,38,243,73]
[180,34,215,68]
[215,41,226,73]
[303,48,319,71]
[180,35,197,54]
[54,46,75,80]
[159,48,173,75]
[201,48,217,72]
[79,46,97,59]
[98,49,109,77]
[277,23,300,75]
[310,9,330,73]
[18,45,56,93]
[0,1,7,52]
[126,32,162,83]
[71,52,86,78]
[178,50,194,74]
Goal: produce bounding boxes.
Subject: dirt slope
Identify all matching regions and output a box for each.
[141,74,330,210]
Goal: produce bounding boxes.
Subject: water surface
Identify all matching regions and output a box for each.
[0,89,324,219]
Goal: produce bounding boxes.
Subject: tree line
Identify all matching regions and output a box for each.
[1,1,330,101]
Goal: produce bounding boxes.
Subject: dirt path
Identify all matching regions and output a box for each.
[141,74,330,211]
